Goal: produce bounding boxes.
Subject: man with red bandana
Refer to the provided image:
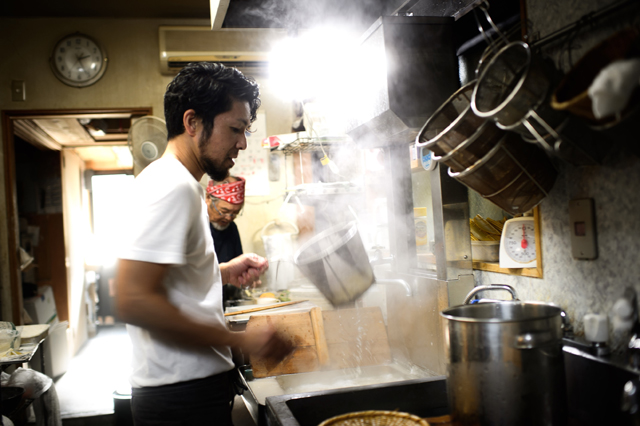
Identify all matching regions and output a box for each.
[206,176,245,263]
[206,176,246,305]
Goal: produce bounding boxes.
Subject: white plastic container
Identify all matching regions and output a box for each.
[414,207,428,253]
[471,241,500,262]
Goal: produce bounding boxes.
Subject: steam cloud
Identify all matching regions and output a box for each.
[236,0,388,33]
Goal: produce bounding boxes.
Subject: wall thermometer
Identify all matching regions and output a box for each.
[420,146,437,171]
[499,216,537,268]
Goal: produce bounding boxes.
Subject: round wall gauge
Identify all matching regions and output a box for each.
[50,33,108,88]
[499,216,537,268]
[420,146,437,171]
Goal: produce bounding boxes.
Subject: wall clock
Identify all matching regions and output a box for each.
[50,33,108,88]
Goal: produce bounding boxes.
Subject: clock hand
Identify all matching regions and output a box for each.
[521,224,528,249]
[76,55,93,75]
[73,53,85,68]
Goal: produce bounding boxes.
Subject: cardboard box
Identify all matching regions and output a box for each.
[24,286,58,326]
[23,286,69,379]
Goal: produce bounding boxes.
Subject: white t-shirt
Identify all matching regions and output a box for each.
[119,157,234,388]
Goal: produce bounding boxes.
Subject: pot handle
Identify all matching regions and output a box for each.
[463,284,519,305]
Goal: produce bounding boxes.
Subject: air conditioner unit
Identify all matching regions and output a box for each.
[159,26,288,75]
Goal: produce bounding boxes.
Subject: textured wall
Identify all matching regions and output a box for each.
[474,0,640,351]
[0,17,295,324]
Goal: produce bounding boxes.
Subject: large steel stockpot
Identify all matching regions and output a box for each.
[440,285,567,426]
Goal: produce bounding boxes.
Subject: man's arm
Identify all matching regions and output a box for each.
[115,259,239,347]
[115,259,290,359]
[219,253,268,288]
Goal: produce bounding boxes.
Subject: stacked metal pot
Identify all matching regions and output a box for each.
[416,40,605,215]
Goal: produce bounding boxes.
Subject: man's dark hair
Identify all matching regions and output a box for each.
[164,62,261,141]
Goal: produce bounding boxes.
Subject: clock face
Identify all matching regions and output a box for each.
[51,34,107,87]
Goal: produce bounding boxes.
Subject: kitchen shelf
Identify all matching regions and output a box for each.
[285,182,361,196]
[0,325,49,366]
[273,136,352,155]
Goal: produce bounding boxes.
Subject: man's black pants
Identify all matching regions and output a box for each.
[131,370,236,426]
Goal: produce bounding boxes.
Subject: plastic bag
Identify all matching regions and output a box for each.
[588,58,640,119]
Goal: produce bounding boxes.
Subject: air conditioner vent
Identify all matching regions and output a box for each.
[167,60,267,69]
[159,26,287,75]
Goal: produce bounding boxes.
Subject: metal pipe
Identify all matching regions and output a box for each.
[532,0,638,48]
[463,284,520,304]
[376,278,413,297]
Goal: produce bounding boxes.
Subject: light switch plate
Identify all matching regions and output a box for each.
[11,80,26,102]
[568,198,597,260]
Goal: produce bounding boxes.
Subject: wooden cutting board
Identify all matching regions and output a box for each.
[323,307,391,371]
[247,306,392,378]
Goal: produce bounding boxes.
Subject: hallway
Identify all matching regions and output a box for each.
[56,324,131,425]
[54,324,255,426]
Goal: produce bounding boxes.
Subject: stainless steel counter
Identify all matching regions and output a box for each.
[237,342,640,426]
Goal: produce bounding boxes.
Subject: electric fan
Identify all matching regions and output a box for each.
[127,116,168,173]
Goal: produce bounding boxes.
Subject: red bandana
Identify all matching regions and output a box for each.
[207,177,246,205]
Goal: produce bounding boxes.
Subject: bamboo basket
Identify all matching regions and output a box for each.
[318,411,429,426]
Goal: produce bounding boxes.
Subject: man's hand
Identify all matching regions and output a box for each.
[220,253,269,289]
[237,324,293,362]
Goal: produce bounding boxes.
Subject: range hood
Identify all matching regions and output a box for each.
[345,16,459,148]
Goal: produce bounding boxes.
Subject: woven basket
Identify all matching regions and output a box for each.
[318,410,430,426]
[551,27,640,123]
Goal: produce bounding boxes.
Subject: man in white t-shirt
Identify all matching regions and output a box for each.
[115,62,291,426]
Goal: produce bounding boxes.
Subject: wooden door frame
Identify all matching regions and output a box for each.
[1,107,152,325]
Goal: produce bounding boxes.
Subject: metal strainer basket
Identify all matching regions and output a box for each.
[471,41,554,128]
[319,411,429,426]
[448,133,557,215]
[415,80,487,156]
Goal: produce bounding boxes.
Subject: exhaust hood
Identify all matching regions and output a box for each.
[345,16,459,148]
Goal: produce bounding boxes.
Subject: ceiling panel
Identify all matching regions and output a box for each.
[32,118,95,146]
[0,0,395,31]
[74,146,133,170]
[0,0,211,19]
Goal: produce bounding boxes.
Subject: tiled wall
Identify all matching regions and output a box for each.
[474,0,640,351]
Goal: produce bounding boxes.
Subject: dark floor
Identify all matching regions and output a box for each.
[56,324,255,426]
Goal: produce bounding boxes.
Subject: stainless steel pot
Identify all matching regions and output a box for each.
[293,221,374,307]
[441,285,568,425]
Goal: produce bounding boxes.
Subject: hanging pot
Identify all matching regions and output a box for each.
[293,221,374,307]
[440,284,568,426]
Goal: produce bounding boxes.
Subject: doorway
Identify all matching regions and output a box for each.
[87,172,135,324]
[1,107,152,345]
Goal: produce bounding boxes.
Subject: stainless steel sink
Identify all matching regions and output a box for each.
[239,364,442,426]
[265,376,448,426]
[275,364,432,395]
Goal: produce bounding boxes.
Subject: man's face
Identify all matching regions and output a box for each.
[198,99,251,181]
[207,196,244,231]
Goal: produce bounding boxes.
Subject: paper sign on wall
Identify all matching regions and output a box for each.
[232,112,269,196]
